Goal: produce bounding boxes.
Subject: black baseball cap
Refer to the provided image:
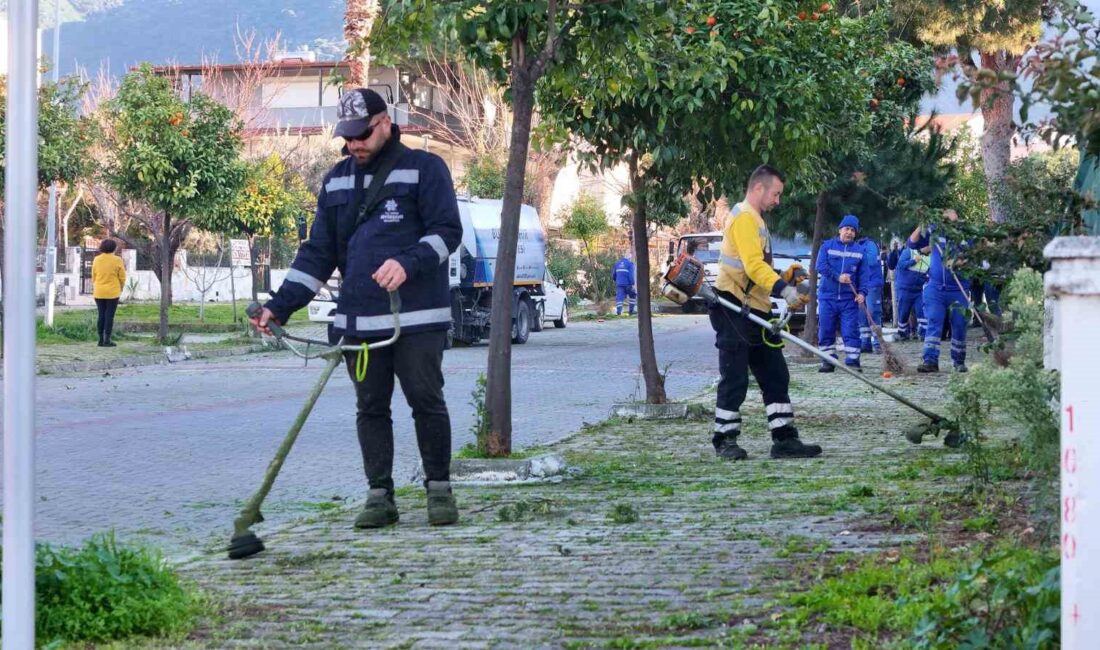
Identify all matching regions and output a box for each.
[334,88,388,138]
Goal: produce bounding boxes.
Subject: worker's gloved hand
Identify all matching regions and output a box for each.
[795,281,811,303]
[780,285,803,308]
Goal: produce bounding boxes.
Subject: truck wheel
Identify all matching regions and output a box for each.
[512,300,531,345]
[444,326,455,350]
[554,304,568,329]
[532,301,545,332]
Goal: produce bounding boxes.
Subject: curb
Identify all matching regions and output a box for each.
[34,343,271,376]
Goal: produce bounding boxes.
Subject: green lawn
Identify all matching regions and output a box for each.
[36,303,306,345]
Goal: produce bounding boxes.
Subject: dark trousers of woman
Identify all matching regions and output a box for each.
[95,298,119,345]
[342,329,452,494]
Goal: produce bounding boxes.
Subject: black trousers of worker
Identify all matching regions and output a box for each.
[342,329,451,493]
[708,289,797,450]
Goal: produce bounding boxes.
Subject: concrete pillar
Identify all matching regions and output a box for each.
[1044,236,1100,647]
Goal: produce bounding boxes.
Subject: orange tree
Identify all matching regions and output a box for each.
[0,75,96,288]
[195,153,314,300]
[540,1,885,401]
[373,0,659,455]
[101,64,246,342]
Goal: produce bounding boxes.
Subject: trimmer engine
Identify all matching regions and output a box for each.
[661,252,709,305]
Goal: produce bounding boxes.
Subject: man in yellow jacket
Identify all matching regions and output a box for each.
[710,165,821,461]
[91,238,126,347]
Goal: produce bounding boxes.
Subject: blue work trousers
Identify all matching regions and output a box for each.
[615,285,637,315]
[818,297,861,367]
[895,287,926,340]
[922,286,969,365]
[858,292,883,351]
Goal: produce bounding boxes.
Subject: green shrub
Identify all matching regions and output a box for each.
[948,268,1059,481]
[909,548,1059,649]
[547,241,585,305]
[460,153,506,199]
[26,533,198,645]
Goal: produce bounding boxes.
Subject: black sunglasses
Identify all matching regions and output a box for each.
[344,117,387,142]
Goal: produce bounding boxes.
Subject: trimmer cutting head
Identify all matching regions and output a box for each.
[227,531,265,560]
[904,418,961,447]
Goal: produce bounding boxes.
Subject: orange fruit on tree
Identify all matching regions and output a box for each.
[798,11,807,20]
[811,12,820,21]
[706,15,717,27]
[685,25,696,34]
[896,77,906,87]
[820,3,831,11]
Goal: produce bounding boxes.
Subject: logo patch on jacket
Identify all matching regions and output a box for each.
[381,199,403,224]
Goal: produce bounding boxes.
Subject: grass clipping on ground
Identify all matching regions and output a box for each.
[18,533,199,645]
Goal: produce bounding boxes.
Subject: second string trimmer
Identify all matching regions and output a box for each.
[661,253,955,440]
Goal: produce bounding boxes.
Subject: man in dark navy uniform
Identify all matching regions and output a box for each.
[251,89,463,528]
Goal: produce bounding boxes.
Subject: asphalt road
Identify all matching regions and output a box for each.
[4,313,720,554]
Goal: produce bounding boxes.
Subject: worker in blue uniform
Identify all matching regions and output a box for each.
[857,236,885,353]
[908,209,971,373]
[611,251,637,316]
[893,245,928,340]
[815,214,870,372]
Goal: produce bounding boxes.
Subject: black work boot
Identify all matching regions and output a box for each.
[354,488,399,529]
[818,361,835,373]
[715,436,748,461]
[770,428,822,459]
[953,362,968,373]
[426,481,459,526]
[917,361,939,373]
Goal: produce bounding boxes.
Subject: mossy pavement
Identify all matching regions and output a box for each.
[152,337,1035,649]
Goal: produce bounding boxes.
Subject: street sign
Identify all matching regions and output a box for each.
[230,239,250,267]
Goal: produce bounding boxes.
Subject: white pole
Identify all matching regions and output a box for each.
[4,0,40,648]
[44,0,61,326]
[1045,236,1100,648]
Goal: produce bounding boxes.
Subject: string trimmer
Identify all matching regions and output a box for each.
[661,253,957,443]
[227,291,402,560]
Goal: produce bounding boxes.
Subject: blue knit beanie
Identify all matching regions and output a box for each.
[839,214,860,231]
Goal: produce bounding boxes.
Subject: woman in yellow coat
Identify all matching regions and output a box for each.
[91,239,126,347]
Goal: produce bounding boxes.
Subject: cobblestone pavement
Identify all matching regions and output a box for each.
[169,337,964,649]
[4,314,718,553]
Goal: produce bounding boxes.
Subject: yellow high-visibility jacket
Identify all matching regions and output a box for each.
[92,253,126,300]
[716,203,782,312]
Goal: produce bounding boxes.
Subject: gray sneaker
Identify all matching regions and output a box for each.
[427,481,459,526]
[354,488,399,529]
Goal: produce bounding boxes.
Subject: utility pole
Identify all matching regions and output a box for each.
[5,2,41,648]
[44,0,62,326]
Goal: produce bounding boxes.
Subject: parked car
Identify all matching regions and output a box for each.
[306,274,340,323]
[532,268,568,330]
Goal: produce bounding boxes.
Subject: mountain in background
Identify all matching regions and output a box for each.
[38,0,346,78]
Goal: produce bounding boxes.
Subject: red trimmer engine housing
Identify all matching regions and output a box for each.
[661,252,708,305]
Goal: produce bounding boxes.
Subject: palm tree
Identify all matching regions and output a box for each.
[344,0,380,88]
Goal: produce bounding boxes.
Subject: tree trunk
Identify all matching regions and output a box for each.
[803,192,828,348]
[978,50,1021,224]
[158,213,173,342]
[248,235,259,301]
[629,163,666,404]
[344,0,380,88]
[484,54,536,457]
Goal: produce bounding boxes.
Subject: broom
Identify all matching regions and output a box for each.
[856,288,905,374]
